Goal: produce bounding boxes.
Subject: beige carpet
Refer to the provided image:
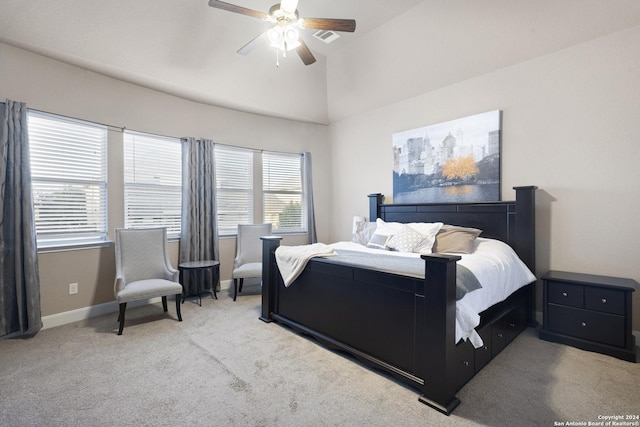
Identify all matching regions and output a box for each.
[2,284,639,427]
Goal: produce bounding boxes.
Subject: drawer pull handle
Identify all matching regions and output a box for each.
[497,333,503,338]
[601,298,607,304]
[463,361,469,366]
[509,323,515,328]
[581,321,587,327]
[562,292,568,297]
[483,346,488,350]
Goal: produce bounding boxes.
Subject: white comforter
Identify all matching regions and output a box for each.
[327,238,536,348]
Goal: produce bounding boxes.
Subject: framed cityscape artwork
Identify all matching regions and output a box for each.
[392,110,502,204]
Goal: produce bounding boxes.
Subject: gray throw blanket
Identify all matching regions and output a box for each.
[331,249,482,300]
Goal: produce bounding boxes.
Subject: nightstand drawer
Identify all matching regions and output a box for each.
[547,304,625,347]
[584,287,625,315]
[547,281,583,308]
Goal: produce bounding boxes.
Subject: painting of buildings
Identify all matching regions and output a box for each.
[392,110,501,203]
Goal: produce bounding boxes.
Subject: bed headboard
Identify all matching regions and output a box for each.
[368,186,537,272]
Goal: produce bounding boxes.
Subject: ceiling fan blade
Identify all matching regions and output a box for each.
[301,18,356,32]
[280,0,299,14]
[296,40,316,66]
[208,0,268,20]
[237,32,269,55]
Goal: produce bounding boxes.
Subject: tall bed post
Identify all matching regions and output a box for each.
[513,185,538,326]
[418,253,462,414]
[513,185,537,273]
[260,236,283,323]
[368,193,384,221]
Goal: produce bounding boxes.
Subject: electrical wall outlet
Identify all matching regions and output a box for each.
[68,282,78,295]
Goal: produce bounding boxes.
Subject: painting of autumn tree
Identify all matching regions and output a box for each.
[392,110,501,203]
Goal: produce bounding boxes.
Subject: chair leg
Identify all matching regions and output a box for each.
[238,278,244,293]
[233,279,238,301]
[162,295,168,312]
[175,294,183,322]
[118,302,127,335]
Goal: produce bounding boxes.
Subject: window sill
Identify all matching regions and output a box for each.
[37,240,112,253]
[219,231,308,239]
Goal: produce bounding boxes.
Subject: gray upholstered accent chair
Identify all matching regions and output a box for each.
[232,223,272,301]
[114,227,183,335]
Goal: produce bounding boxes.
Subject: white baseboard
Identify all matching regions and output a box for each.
[42,298,162,330]
[42,279,234,330]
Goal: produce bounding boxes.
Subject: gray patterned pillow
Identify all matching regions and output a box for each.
[386,225,426,253]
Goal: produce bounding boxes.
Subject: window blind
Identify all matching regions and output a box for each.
[214,145,253,235]
[28,111,108,248]
[263,152,304,232]
[123,131,182,238]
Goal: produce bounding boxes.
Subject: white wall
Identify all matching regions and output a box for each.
[328,26,640,330]
[0,42,330,316]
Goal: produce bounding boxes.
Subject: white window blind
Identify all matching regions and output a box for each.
[263,152,304,232]
[28,111,108,248]
[214,145,253,235]
[123,131,182,238]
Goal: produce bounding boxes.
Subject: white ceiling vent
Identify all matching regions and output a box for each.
[312,29,341,44]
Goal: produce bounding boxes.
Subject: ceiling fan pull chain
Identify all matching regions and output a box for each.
[276,49,280,68]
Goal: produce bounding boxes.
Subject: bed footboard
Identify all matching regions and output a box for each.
[260,236,468,414]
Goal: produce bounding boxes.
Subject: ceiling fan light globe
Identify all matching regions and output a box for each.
[268,27,283,44]
[284,26,299,43]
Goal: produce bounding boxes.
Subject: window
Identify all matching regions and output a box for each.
[123,131,182,238]
[214,147,306,236]
[28,111,108,249]
[263,152,304,232]
[214,145,253,235]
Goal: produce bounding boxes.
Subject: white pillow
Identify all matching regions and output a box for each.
[411,222,443,254]
[386,225,427,252]
[352,221,377,246]
[407,221,444,237]
[375,218,405,236]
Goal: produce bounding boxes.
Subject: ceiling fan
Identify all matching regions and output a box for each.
[208,0,356,66]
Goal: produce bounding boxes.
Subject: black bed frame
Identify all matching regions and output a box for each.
[260,186,537,415]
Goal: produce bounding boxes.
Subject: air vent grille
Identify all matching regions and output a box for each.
[312,30,340,44]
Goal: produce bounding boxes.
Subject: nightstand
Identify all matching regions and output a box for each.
[539,270,638,362]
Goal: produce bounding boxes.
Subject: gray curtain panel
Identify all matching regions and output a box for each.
[0,100,42,339]
[302,152,317,244]
[180,138,219,294]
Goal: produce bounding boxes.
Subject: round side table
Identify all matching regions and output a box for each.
[178,260,220,306]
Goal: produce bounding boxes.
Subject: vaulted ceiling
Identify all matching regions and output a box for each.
[2,1,640,124]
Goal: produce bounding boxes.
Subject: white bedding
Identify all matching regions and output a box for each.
[328,238,536,348]
[275,243,337,287]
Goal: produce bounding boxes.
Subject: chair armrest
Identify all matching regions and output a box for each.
[165,266,179,283]
[114,276,125,298]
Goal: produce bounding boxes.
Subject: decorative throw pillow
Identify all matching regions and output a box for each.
[366,233,392,250]
[433,225,483,254]
[386,225,428,253]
